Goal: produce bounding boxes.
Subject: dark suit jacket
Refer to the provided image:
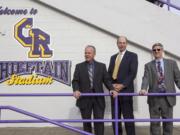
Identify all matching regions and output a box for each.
[141,58,180,106]
[72,61,113,109]
[108,50,138,93]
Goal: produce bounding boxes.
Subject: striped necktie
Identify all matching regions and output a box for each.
[88,63,93,89]
[112,54,121,80]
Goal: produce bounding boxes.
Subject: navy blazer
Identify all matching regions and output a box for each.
[108,50,138,93]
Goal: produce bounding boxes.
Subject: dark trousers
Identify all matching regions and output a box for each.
[80,98,105,135]
[111,96,136,135]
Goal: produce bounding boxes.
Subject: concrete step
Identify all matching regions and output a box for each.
[0,126,180,135]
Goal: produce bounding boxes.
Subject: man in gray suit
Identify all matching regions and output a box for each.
[140,43,180,135]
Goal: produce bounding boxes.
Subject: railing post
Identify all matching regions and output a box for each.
[167,0,170,10]
[0,108,1,120]
[115,96,118,135]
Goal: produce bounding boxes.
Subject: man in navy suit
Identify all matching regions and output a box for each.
[108,36,138,135]
[72,45,115,135]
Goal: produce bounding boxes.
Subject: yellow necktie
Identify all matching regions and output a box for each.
[112,54,121,80]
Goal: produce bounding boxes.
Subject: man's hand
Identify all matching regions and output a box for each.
[113,84,125,92]
[73,90,81,99]
[139,89,148,95]
[110,90,119,98]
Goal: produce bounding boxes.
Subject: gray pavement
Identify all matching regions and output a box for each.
[0,126,180,135]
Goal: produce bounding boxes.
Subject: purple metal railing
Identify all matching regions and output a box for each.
[1,118,180,123]
[0,92,180,96]
[0,92,180,135]
[0,105,93,135]
[158,0,180,11]
[115,96,118,135]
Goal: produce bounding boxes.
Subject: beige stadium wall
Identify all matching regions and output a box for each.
[0,0,179,127]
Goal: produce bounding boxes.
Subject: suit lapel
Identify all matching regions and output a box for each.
[115,51,129,75]
[163,59,169,84]
[151,60,158,80]
[93,61,98,82]
[82,62,89,78]
[120,51,128,69]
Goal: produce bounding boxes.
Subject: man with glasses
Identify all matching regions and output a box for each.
[140,43,180,135]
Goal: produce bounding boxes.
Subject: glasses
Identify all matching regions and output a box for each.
[152,48,161,52]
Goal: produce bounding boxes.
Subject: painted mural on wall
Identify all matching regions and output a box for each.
[0,7,71,86]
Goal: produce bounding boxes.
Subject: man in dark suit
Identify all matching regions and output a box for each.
[108,36,138,135]
[140,43,180,135]
[72,45,115,135]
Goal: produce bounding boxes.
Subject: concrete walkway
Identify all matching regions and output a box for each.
[0,126,180,135]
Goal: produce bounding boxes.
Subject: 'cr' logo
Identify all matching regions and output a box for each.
[14,18,53,58]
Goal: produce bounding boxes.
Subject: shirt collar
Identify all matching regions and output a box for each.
[119,49,126,56]
[86,60,95,65]
[155,58,163,63]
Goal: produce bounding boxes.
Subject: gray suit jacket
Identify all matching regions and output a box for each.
[141,58,180,106]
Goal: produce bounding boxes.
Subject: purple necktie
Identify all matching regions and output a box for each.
[157,61,165,92]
